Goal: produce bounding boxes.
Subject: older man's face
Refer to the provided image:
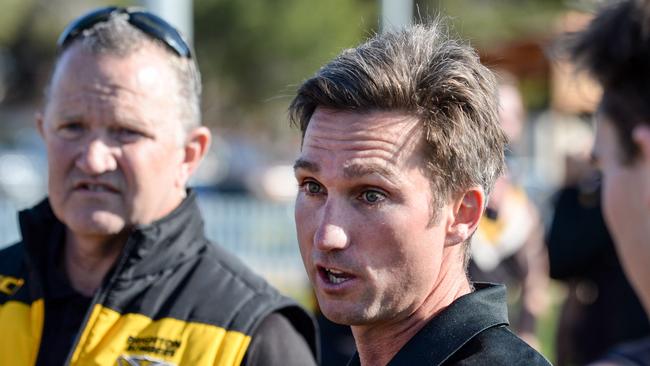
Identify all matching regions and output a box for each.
[39,43,188,238]
[294,108,458,327]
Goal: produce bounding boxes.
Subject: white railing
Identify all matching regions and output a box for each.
[0,194,311,304]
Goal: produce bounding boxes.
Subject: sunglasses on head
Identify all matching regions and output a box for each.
[57,6,191,58]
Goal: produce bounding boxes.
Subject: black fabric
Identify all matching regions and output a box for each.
[547,185,650,365]
[4,190,319,364]
[602,336,650,365]
[36,292,91,366]
[547,186,620,279]
[317,312,356,366]
[242,312,317,366]
[347,284,550,366]
[36,226,92,366]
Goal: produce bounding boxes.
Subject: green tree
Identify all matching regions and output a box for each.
[194,0,378,140]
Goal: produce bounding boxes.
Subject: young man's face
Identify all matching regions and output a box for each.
[294,108,463,327]
[39,43,192,239]
[593,114,650,311]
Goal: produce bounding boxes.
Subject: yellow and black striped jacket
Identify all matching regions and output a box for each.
[0,193,317,365]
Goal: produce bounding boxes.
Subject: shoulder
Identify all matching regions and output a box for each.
[191,242,291,320]
[190,243,319,361]
[177,241,318,338]
[0,241,26,274]
[446,325,551,365]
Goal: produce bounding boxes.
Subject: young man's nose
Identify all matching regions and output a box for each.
[314,223,349,251]
[313,202,349,251]
[76,138,117,174]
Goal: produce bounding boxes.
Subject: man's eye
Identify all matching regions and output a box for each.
[306,181,322,194]
[361,190,385,204]
[57,123,84,139]
[301,181,324,195]
[113,127,144,141]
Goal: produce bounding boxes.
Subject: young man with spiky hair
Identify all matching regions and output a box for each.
[290,21,550,365]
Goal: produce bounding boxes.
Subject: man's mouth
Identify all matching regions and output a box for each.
[76,182,119,193]
[320,267,354,285]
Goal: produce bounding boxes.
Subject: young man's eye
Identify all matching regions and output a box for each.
[307,181,322,194]
[300,180,324,195]
[361,190,386,204]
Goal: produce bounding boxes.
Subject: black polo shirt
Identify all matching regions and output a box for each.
[347,283,551,366]
[36,229,93,366]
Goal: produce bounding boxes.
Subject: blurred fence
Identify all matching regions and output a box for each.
[0,193,311,305]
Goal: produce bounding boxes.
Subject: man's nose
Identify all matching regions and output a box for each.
[313,203,349,251]
[76,138,117,174]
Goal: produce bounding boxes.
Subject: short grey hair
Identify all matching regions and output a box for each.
[49,12,202,132]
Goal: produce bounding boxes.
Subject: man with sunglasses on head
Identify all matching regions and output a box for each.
[0,7,317,366]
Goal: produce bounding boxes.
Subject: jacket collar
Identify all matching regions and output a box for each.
[19,190,207,281]
[347,283,509,366]
[116,190,207,279]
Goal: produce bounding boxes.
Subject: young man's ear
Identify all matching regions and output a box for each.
[177,126,211,188]
[633,125,650,208]
[445,187,485,246]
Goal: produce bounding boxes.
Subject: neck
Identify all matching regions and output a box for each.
[352,246,471,366]
[63,230,129,297]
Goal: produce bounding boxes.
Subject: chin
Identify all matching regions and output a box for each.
[319,300,369,326]
[64,211,127,237]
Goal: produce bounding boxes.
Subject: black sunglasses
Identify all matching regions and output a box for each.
[57,6,191,58]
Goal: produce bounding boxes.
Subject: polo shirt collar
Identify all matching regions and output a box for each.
[347,283,509,366]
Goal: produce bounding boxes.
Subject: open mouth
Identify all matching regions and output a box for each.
[319,266,354,285]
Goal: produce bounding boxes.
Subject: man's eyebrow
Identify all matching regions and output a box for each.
[60,113,84,122]
[293,158,319,172]
[343,163,400,183]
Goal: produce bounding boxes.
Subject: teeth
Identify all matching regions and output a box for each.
[328,272,346,284]
[325,268,348,284]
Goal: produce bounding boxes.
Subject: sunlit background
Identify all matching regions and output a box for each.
[0,0,611,363]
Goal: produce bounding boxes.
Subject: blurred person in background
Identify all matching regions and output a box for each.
[0,6,317,366]
[469,74,549,349]
[569,0,650,363]
[290,20,550,365]
[547,148,649,366]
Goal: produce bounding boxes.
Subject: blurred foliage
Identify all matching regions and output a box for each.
[421,0,569,47]
[194,0,377,140]
[0,0,34,45]
[0,0,599,140]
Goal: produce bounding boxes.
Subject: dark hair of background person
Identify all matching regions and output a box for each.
[570,0,650,164]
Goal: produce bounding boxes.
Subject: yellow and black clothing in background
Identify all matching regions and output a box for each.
[0,191,318,365]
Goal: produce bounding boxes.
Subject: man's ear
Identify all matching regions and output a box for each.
[177,126,211,188]
[633,125,650,208]
[444,187,485,246]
